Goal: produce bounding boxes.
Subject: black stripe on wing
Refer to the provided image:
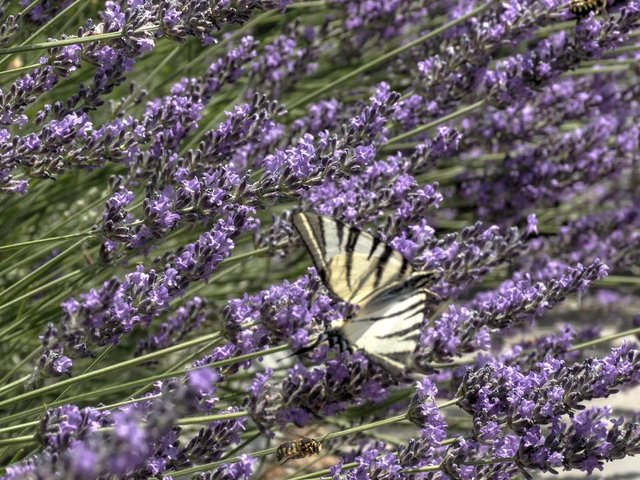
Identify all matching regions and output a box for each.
[335,217,345,253]
[363,298,425,323]
[345,227,359,290]
[373,245,395,289]
[292,213,329,283]
[381,324,422,340]
[317,214,328,260]
[367,236,382,260]
[360,274,431,309]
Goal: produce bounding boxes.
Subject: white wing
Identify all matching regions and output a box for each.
[342,277,428,373]
[292,212,414,305]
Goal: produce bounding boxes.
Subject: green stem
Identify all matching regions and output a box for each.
[0,435,36,448]
[98,393,162,411]
[0,332,220,410]
[0,25,160,55]
[608,44,640,55]
[18,0,39,16]
[0,375,29,397]
[324,413,407,440]
[0,269,83,313]
[287,1,497,110]
[220,430,261,461]
[226,245,273,264]
[53,345,113,403]
[0,238,88,301]
[287,462,359,480]
[0,63,41,77]
[0,421,39,435]
[597,275,640,286]
[581,58,639,67]
[0,232,93,251]
[0,348,39,386]
[437,398,460,409]
[129,337,221,398]
[175,411,248,426]
[535,20,574,36]
[397,463,443,474]
[419,165,466,184]
[385,100,486,146]
[463,457,515,466]
[287,0,326,8]
[563,65,629,76]
[170,412,409,477]
[569,326,640,351]
[0,0,90,67]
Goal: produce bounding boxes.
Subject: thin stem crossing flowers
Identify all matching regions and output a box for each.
[1,0,640,478]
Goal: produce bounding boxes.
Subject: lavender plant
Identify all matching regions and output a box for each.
[1,0,640,479]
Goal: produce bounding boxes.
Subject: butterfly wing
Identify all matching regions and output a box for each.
[292,212,438,373]
[292,212,413,305]
[342,275,431,373]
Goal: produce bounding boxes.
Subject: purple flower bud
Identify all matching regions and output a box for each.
[188,368,220,397]
[194,454,256,480]
[407,378,447,442]
[39,405,107,451]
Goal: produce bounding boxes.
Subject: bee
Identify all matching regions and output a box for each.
[569,0,608,17]
[275,434,327,464]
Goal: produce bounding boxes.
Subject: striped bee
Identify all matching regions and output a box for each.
[569,0,608,16]
[275,435,324,464]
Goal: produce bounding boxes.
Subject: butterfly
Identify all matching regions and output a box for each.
[292,212,440,374]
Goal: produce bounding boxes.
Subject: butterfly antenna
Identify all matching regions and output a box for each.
[278,332,329,361]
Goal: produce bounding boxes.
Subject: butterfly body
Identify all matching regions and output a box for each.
[292,212,439,373]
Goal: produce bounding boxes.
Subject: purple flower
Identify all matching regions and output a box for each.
[456,345,640,437]
[417,259,608,366]
[194,454,256,480]
[516,407,640,475]
[137,297,207,354]
[224,268,347,351]
[38,213,251,375]
[0,7,276,195]
[6,2,640,480]
[187,368,220,397]
[171,407,248,469]
[249,351,392,430]
[248,23,322,99]
[330,0,428,51]
[66,441,98,477]
[39,405,107,451]
[407,378,447,442]
[51,356,73,375]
